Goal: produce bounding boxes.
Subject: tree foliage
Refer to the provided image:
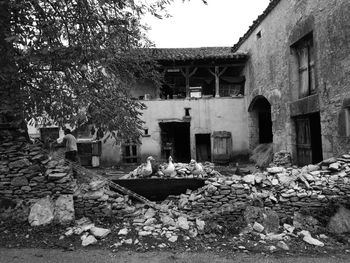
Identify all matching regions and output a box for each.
[0,0,178,140]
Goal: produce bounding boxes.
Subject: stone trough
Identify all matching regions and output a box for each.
[112,178,206,201]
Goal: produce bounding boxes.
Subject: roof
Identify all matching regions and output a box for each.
[231,0,282,52]
[146,47,247,62]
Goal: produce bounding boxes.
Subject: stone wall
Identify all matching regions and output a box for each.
[73,180,134,219]
[172,155,350,223]
[0,134,76,221]
[237,0,350,160]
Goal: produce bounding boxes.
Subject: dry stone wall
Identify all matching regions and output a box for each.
[0,134,76,221]
[73,180,133,219]
[171,155,350,222]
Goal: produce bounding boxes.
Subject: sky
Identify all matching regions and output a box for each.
[144,0,271,48]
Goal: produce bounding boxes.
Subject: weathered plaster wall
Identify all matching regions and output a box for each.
[139,97,249,161]
[237,0,350,160]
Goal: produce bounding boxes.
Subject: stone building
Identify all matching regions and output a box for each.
[24,0,350,167]
[97,0,350,166]
[107,48,251,165]
[234,0,350,166]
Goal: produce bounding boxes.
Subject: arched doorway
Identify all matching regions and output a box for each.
[248,96,273,149]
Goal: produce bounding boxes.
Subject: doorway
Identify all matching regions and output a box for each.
[159,122,191,162]
[195,134,211,162]
[248,96,273,149]
[295,112,323,166]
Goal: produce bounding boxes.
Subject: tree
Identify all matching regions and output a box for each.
[0,0,182,141]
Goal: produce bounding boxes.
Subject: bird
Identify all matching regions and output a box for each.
[162,156,177,177]
[189,159,204,175]
[130,156,155,178]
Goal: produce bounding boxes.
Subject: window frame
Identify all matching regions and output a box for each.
[294,33,316,99]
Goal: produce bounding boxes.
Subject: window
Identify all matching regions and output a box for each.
[256,31,262,39]
[294,34,316,98]
[122,140,139,163]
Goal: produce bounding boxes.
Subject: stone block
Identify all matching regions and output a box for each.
[11,176,28,186]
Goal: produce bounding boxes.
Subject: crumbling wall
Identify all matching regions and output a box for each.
[73,180,134,219]
[173,156,350,222]
[238,0,350,160]
[0,133,76,221]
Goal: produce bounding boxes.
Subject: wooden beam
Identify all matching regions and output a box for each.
[180,67,198,98]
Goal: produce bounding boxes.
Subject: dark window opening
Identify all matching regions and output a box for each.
[295,112,323,166]
[195,134,211,162]
[184,108,191,117]
[123,140,139,163]
[256,31,262,39]
[159,122,191,162]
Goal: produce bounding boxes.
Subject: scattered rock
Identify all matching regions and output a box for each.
[277,241,289,250]
[283,224,295,233]
[144,208,156,219]
[90,227,111,238]
[266,167,284,174]
[28,196,54,226]
[293,212,319,231]
[168,235,178,242]
[328,206,350,234]
[54,195,74,224]
[161,215,175,226]
[177,216,189,230]
[253,222,264,233]
[299,230,324,247]
[118,228,128,235]
[263,209,280,233]
[196,219,205,231]
[265,233,285,241]
[243,174,255,185]
[82,235,97,247]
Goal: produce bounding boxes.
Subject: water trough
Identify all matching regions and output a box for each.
[112,178,206,201]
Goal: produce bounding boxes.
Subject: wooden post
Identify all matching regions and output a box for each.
[214,66,220,97]
[181,67,198,98]
[208,66,228,98]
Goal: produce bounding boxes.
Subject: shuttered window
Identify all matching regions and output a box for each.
[123,140,139,163]
[296,36,316,98]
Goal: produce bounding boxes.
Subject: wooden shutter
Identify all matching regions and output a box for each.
[295,118,312,166]
[212,131,232,164]
[298,46,309,98]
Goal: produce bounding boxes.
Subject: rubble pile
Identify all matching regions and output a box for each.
[125,160,221,179]
[64,217,112,247]
[0,137,76,221]
[169,154,350,221]
[74,179,137,218]
[271,151,292,167]
[111,206,206,248]
[239,210,327,251]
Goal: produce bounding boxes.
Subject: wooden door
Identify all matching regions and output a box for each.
[212,131,232,164]
[295,118,312,166]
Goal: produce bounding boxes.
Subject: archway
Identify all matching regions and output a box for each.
[248,96,273,149]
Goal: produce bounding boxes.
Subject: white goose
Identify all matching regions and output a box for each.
[162,156,177,177]
[189,159,204,175]
[130,156,154,178]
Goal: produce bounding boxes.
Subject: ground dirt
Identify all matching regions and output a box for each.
[1,249,350,263]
